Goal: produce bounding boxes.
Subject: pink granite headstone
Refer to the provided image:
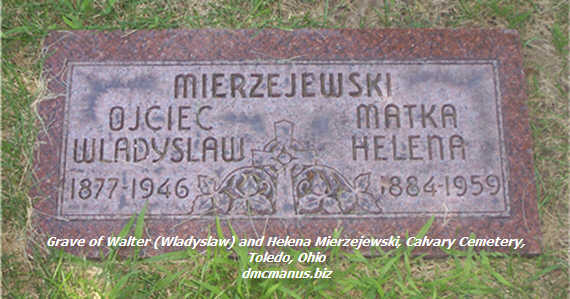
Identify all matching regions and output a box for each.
[33,29,540,256]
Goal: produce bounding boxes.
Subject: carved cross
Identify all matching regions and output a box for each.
[252,120,316,216]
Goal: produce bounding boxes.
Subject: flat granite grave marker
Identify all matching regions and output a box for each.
[33,29,541,256]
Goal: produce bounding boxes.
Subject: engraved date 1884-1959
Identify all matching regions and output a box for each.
[380,174,501,198]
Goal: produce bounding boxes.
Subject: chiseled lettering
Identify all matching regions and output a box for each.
[145,106,161,131]
[249,74,263,98]
[167,106,173,130]
[348,73,363,96]
[385,73,392,97]
[151,138,169,163]
[352,135,368,160]
[187,137,199,162]
[201,74,207,98]
[202,137,218,162]
[174,72,392,99]
[284,73,296,97]
[391,135,405,160]
[212,73,226,98]
[427,135,444,160]
[355,103,459,130]
[356,104,379,129]
[98,138,112,163]
[114,137,130,162]
[366,73,383,97]
[230,73,246,97]
[320,73,342,97]
[267,73,281,97]
[173,71,393,98]
[109,106,124,131]
[221,137,245,162]
[384,104,400,129]
[171,137,185,163]
[197,105,213,131]
[450,135,466,160]
[174,74,197,98]
[133,138,149,162]
[442,104,457,128]
[178,106,191,130]
[349,134,468,162]
[421,104,438,128]
[408,135,422,160]
[301,73,315,97]
[403,104,417,128]
[128,106,141,131]
[73,138,96,163]
[373,136,387,161]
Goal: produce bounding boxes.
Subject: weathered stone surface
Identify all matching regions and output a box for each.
[33,29,541,256]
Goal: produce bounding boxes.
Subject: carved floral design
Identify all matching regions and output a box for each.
[192,168,276,215]
[192,119,383,216]
[293,166,381,214]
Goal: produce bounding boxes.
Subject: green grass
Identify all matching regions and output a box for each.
[9,215,567,298]
[2,0,568,298]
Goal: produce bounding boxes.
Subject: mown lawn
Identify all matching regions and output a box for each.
[2,0,568,297]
